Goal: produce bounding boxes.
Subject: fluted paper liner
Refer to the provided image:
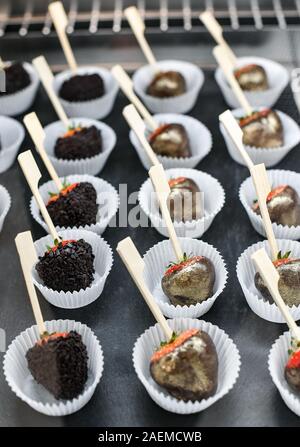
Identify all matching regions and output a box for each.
[30,174,119,235]
[237,239,300,322]
[43,117,116,176]
[130,113,212,170]
[3,319,104,416]
[133,318,240,414]
[239,169,300,240]
[269,331,300,417]
[0,185,11,232]
[0,62,39,116]
[132,60,204,114]
[143,238,228,319]
[32,229,113,309]
[0,116,25,173]
[139,168,225,238]
[53,66,118,119]
[220,108,300,168]
[215,56,289,109]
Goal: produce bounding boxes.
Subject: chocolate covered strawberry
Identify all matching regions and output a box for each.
[147,70,186,98]
[167,177,203,222]
[285,338,300,392]
[255,251,300,307]
[54,125,102,160]
[234,64,268,91]
[161,253,215,306]
[150,329,218,401]
[46,181,98,228]
[239,109,283,148]
[253,185,300,227]
[149,123,190,158]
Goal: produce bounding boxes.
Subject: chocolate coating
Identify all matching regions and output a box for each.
[161,257,215,306]
[26,331,88,400]
[36,239,95,292]
[54,126,102,161]
[59,73,104,102]
[46,182,98,228]
[255,259,300,307]
[150,124,190,158]
[285,363,300,392]
[150,331,218,402]
[168,178,203,222]
[147,71,186,98]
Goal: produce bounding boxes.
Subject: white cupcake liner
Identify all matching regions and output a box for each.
[43,117,116,176]
[133,318,240,414]
[30,174,119,236]
[269,331,300,416]
[240,169,300,240]
[0,116,25,173]
[220,108,300,168]
[139,168,225,238]
[0,62,39,116]
[53,66,118,119]
[3,319,104,416]
[237,239,300,322]
[0,184,11,232]
[130,113,212,170]
[215,56,289,109]
[32,229,113,309]
[143,238,228,319]
[132,60,204,114]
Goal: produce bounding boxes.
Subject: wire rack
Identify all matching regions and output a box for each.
[1,0,300,38]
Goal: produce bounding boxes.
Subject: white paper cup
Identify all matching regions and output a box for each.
[236,239,300,322]
[0,62,39,116]
[130,113,212,170]
[239,169,300,240]
[0,116,25,173]
[32,229,113,309]
[133,318,240,414]
[43,117,116,176]
[220,108,300,168]
[215,56,289,109]
[3,319,104,416]
[269,331,300,416]
[132,60,204,114]
[139,168,225,239]
[143,238,228,319]
[30,174,119,236]
[53,66,118,119]
[0,184,11,232]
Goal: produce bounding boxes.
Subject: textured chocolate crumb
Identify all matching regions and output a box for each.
[54,126,102,160]
[36,239,95,292]
[47,182,98,228]
[59,73,104,102]
[26,331,88,400]
[0,62,31,95]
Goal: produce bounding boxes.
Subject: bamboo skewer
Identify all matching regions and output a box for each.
[117,236,173,340]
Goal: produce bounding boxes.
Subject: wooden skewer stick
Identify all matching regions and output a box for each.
[200,10,237,67]
[117,237,173,340]
[48,1,77,72]
[15,231,46,335]
[32,56,70,129]
[219,110,278,260]
[213,45,253,116]
[124,6,157,69]
[123,104,160,167]
[23,112,63,191]
[0,56,5,70]
[149,164,183,261]
[111,65,158,131]
[18,150,61,242]
[252,248,300,340]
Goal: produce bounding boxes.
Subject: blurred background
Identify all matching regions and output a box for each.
[0,0,299,72]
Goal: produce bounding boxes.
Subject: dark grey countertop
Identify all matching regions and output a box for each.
[0,70,300,427]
